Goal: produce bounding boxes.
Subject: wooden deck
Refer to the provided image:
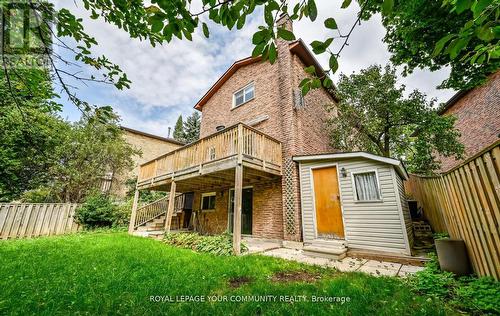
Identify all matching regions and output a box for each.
[137,123,282,191]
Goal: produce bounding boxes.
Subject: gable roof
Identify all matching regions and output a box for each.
[120,126,185,145]
[293,151,409,180]
[194,39,337,111]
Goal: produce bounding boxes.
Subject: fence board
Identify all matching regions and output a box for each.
[405,141,500,279]
[0,203,80,240]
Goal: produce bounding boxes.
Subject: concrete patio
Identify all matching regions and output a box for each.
[245,242,425,278]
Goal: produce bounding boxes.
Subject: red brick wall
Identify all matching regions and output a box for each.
[189,180,283,239]
[197,15,338,241]
[199,61,283,140]
[438,71,500,172]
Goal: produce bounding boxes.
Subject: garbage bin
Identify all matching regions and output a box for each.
[435,239,471,276]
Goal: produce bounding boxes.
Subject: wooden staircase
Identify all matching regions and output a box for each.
[131,194,184,240]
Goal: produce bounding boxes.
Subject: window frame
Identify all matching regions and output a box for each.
[232,82,255,109]
[200,192,217,212]
[351,169,383,203]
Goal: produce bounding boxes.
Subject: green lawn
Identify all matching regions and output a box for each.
[0,231,451,315]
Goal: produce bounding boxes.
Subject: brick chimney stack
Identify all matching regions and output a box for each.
[276,12,293,33]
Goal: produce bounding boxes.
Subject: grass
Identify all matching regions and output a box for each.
[0,231,453,315]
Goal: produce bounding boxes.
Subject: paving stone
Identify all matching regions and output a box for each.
[259,248,422,278]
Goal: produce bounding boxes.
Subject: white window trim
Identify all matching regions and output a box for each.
[232,82,255,109]
[200,192,217,212]
[351,169,383,203]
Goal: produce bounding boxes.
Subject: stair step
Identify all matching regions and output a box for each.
[307,239,346,247]
[303,246,347,260]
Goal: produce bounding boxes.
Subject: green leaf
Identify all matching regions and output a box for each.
[456,0,472,14]
[264,5,274,26]
[323,77,333,88]
[252,30,267,45]
[477,25,494,42]
[381,0,394,16]
[324,18,338,29]
[202,22,210,38]
[311,78,322,89]
[277,28,296,41]
[329,55,339,73]
[432,34,455,57]
[299,78,310,87]
[450,37,470,59]
[341,0,352,9]
[252,43,265,57]
[472,0,493,18]
[151,20,163,33]
[301,82,311,96]
[269,43,277,64]
[308,0,318,22]
[304,65,316,74]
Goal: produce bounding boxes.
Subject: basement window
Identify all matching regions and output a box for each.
[233,83,255,108]
[201,192,216,212]
[352,171,382,201]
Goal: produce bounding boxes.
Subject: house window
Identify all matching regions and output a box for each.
[233,83,254,108]
[201,192,216,212]
[352,171,381,201]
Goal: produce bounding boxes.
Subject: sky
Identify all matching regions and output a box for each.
[56,1,456,138]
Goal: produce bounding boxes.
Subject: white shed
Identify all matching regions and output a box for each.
[293,152,413,258]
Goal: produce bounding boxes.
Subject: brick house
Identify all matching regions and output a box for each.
[437,71,500,172]
[129,15,413,258]
[102,126,183,197]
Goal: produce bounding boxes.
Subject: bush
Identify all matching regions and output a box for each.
[75,193,121,228]
[164,232,247,256]
[454,276,500,314]
[408,253,456,298]
[408,253,500,314]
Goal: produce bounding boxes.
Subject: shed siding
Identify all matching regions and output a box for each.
[299,158,410,254]
[396,173,414,247]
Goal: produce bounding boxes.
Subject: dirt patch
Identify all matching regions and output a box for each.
[270,271,322,283]
[228,276,253,288]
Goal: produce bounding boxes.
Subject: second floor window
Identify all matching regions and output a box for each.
[233,83,254,108]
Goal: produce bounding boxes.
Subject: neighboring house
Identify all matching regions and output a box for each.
[103,127,183,197]
[437,71,500,172]
[130,14,413,258]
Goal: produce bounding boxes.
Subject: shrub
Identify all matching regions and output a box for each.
[453,276,500,314]
[164,232,247,256]
[407,253,456,298]
[75,193,118,228]
[408,253,500,314]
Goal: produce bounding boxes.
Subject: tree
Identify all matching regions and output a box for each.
[364,0,500,90]
[0,68,67,201]
[328,64,464,174]
[173,115,185,142]
[47,112,139,202]
[183,112,201,144]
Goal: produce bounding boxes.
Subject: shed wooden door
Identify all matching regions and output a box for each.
[312,166,344,238]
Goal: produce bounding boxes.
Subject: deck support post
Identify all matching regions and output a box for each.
[233,164,243,255]
[164,181,177,233]
[128,189,140,234]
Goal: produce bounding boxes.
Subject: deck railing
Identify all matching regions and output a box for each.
[138,123,282,183]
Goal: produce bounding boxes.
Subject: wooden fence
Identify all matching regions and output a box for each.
[405,141,500,280]
[0,203,81,240]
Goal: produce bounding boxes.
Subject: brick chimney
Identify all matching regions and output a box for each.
[276,12,293,33]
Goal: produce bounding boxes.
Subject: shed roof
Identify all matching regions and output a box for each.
[293,151,409,180]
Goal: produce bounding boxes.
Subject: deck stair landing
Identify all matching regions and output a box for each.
[303,239,347,260]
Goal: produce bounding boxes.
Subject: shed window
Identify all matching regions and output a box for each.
[233,83,254,107]
[353,171,381,201]
[201,193,216,211]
